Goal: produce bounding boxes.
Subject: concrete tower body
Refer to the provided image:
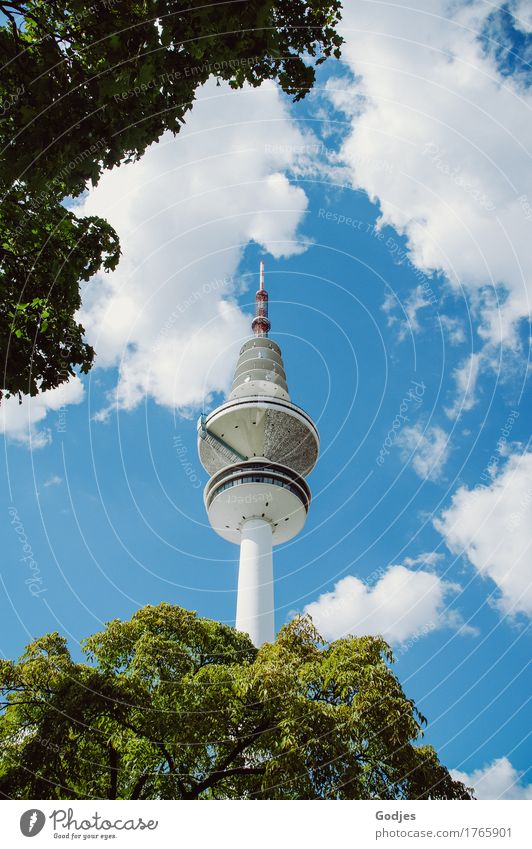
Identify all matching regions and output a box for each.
[197,264,319,646]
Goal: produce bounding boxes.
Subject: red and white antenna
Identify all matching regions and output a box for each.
[252,261,271,337]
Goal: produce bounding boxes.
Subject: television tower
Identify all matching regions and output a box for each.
[197,262,319,646]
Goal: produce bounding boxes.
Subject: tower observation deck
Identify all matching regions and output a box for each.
[197,263,319,646]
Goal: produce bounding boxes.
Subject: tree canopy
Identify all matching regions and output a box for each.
[0,0,343,400]
[0,603,473,800]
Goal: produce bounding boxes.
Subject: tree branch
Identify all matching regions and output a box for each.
[185,765,266,799]
[130,772,149,800]
[108,744,118,800]
[1,5,21,46]
[183,721,270,799]
[113,718,189,798]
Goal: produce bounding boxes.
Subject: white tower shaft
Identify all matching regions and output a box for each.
[235,518,274,646]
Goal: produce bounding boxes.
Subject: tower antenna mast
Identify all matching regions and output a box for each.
[252,260,271,337]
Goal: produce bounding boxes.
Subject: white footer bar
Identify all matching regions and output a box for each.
[3,799,530,848]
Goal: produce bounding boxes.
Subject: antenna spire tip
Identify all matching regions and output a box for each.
[252,261,270,337]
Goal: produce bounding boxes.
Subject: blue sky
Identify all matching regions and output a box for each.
[2,0,531,800]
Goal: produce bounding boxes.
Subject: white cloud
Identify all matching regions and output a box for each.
[43,475,63,487]
[397,423,450,481]
[328,1,532,350]
[452,757,532,800]
[303,563,468,643]
[381,290,398,327]
[445,352,482,419]
[76,79,313,416]
[440,315,466,346]
[402,551,444,568]
[384,284,436,341]
[401,285,434,339]
[511,0,532,35]
[435,451,532,618]
[0,377,84,448]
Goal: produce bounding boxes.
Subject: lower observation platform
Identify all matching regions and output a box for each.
[204,460,311,545]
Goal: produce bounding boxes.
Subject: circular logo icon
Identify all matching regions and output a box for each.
[20,809,46,837]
